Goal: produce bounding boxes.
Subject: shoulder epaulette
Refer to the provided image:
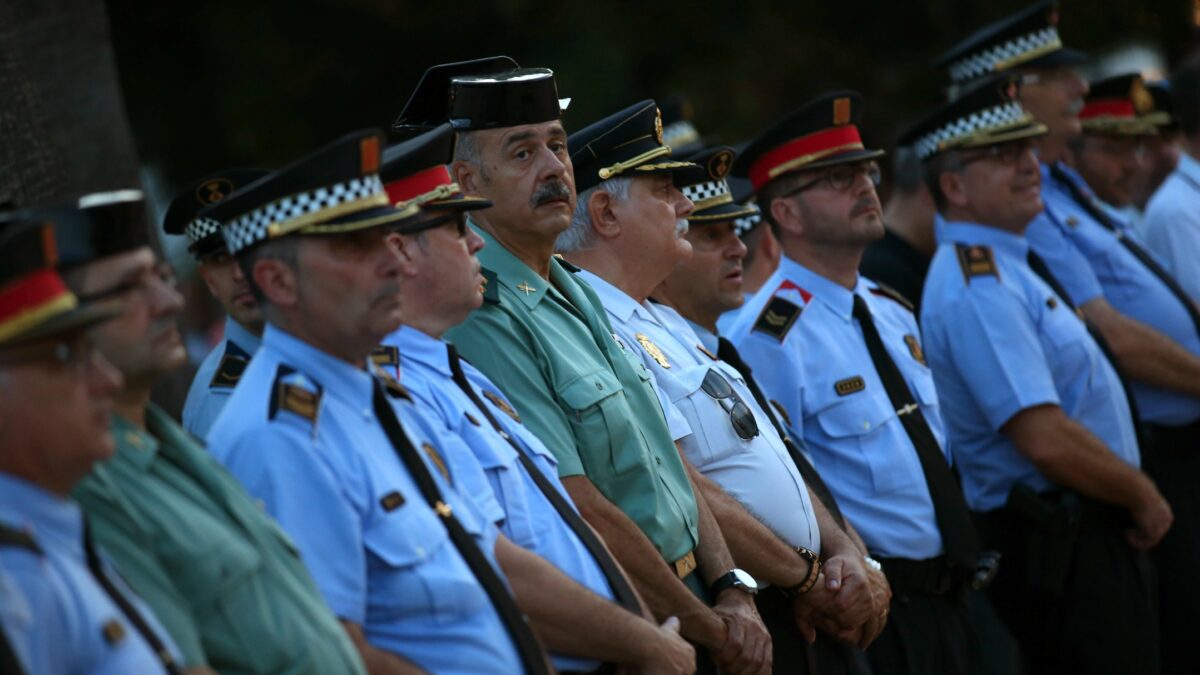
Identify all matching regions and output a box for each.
[268,365,322,426]
[0,524,41,555]
[554,254,582,273]
[752,296,802,341]
[955,244,1000,283]
[209,340,251,390]
[868,283,915,312]
[481,268,500,304]
[371,345,400,370]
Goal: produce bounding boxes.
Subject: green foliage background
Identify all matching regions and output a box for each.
[107,0,1197,189]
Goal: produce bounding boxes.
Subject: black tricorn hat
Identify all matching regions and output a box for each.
[47,190,149,271]
[568,100,701,193]
[898,74,1048,160]
[1144,80,1178,131]
[379,124,492,233]
[392,56,568,137]
[163,168,270,259]
[934,0,1087,86]
[203,129,420,256]
[731,91,886,192]
[680,146,759,223]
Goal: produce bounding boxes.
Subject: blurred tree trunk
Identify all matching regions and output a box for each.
[0,0,141,207]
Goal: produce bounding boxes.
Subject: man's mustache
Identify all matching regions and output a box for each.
[531,181,572,207]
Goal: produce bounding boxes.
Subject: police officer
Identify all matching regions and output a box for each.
[377,123,695,674]
[53,191,366,674]
[393,57,771,674]
[163,168,268,440]
[560,124,891,674]
[909,74,1167,675]
[0,209,183,674]
[725,91,982,675]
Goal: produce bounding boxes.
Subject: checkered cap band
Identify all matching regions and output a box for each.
[184,217,222,245]
[733,205,762,238]
[914,102,1029,159]
[949,27,1062,83]
[222,175,385,254]
[682,179,732,209]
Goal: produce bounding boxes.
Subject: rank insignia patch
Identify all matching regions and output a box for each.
[834,376,866,396]
[483,390,521,423]
[423,443,452,483]
[955,244,999,283]
[753,297,802,341]
[379,491,406,511]
[209,341,251,389]
[904,334,926,365]
[635,333,671,369]
[269,366,323,426]
[371,345,400,370]
[481,268,500,304]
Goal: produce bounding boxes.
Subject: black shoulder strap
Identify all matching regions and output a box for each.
[0,524,41,554]
[0,624,24,675]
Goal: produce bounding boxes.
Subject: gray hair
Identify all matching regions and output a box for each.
[558,177,633,252]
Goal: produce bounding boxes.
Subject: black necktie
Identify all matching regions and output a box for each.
[371,380,549,675]
[715,337,847,530]
[445,345,643,615]
[82,523,183,675]
[851,295,981,568]
[1050,164,1200,337]
[1026,249,1144,436]
[0,624,20,675]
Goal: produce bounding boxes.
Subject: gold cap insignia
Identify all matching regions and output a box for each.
[833,97,852,126]
[1131,79,1154,115]
[708,149,734,180]
[360,136,380,174]
[654,108,665,145]
[196,178,235,204]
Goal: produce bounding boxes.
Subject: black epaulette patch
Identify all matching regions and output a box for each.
[0,523,42,554]
[752,297,802,341]
[955,244,1000,283]
[554,254,581,273]
[268,366,322,426]
[209,341,251,389]
[868,283,915,313]
[481,268,500,304]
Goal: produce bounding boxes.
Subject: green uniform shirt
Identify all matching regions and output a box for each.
[447,225,700,563]
[72,404,365,675]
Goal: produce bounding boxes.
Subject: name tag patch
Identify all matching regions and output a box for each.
[834,376,866,396]
[379,491,406,511]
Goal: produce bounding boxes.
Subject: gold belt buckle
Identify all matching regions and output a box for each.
[672,550,697,579]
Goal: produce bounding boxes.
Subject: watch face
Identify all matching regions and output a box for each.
[732,568,759,590]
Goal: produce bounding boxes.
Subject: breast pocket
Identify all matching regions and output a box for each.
[811,385,910,495]
[1039,304,1095,388]
[681,368,755,467]
[159,516,263,619]
[558,368,649,476]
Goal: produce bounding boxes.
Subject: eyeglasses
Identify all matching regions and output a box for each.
[0,332,104,376]
[959,139,1038,167]
[700,369,759,441]
[782,160,882,198]
[1086,137,1147,161]
[78,261,178,304]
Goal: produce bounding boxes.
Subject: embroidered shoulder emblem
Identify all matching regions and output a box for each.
[269,366,322,427]
[868,283,914,313]
[904,334,926,365]
[635,333,671,369]
[753,297,802,341]
[483,390,521,423]
[834,376,866,396]
[481,268,500,304]
[955,244,1000,283]
[209,341,250,389]
[422,442,453,484]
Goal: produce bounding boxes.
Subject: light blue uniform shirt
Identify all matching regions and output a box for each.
[921,221,1141,512]
[0,472,181,674]
[206,325,521,675]
[385,325,615,673]
[579,271,820,554]
[1027,161,1200,426]
[1144,152,1200,302]
[727,257,946,560]
[182,317,261,440]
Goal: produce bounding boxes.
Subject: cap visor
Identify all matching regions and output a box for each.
[799,148,887,173]
[1026,47,1089,70]
[426,194,494,212]
[957,122,1049,151]
[688,201,761,223]
[299,204,421,236]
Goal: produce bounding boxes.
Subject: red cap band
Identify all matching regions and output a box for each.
[1079,99,1136,121]
[384,165,455,206]
[0,269,75,340]
[749,126,865,191]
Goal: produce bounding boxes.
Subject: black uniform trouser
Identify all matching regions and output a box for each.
[864,582,978,675]
[979,498,1159,675]
[755,589,874,675]
[1142,419,1200,675]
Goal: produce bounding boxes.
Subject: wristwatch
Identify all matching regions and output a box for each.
[779,547,821,598]
[709,568,760,597]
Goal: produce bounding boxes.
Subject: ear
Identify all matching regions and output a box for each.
[939,170,970,209]
[587,189,621,240]
[770,195,805,238]
[452,160,479,195]
[253,257,298,308]
[387,232,421,279]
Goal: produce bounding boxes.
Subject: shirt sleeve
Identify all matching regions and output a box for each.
[1025,213,1105,305]
[448,307,587,478]
[217,425,368,623]
[1143,194,1200,302]
[931,281,1061,430]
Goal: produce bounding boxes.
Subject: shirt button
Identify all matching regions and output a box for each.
[862,421,871,430]
[595,382,604,391]
[363,409,372,421]
[656,457,662,465]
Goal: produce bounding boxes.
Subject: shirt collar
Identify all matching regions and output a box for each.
[575,269,655,324]
[1178,152,1200,187]
[263,323,376,411]
[471,221,551,309]
[939,220,1030,259]
[387,325,451,376]
[779,255,858,320]
[224,316,262,356]
[686,318,719,354]
[0,472,83,555]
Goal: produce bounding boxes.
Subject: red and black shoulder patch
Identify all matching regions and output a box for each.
[752,296,802,341]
